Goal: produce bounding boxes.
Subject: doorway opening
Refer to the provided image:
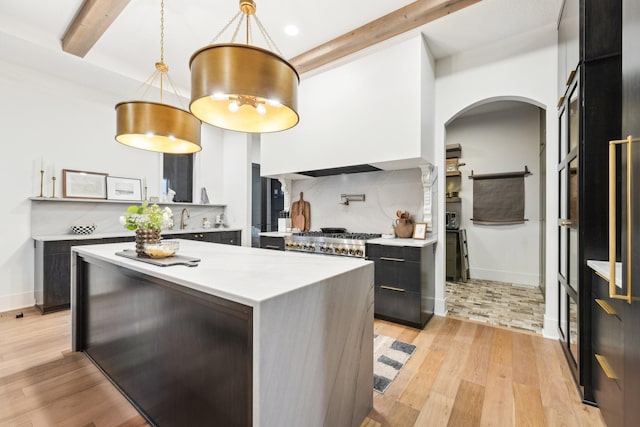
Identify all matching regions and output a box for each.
[444,100,547,334]
[251,163,284,247]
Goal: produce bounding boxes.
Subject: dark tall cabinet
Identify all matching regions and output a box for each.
[556,0,621,403]
[613,0,640,425]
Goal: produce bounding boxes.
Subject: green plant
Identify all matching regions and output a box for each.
[120,201,173,231]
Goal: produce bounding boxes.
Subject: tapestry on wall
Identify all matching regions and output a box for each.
[471,167,530,225]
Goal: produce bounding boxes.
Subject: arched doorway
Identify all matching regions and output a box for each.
[443,99,547,333]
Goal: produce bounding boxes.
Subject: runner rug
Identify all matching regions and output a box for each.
[373,334,416,394]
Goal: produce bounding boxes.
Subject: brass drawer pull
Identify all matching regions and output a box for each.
[595,354,618,380]
[380,257,405,262]
[559,220,573,226]
[380,285,405,292]
[265,245,280,249]
[595,299,617,315]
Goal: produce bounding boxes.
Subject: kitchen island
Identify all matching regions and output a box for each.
[71,239,373,427]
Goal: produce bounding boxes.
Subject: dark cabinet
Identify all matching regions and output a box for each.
[35,230,242,314]
[168,230,241,246]
[556,0,621,403]
[591,271,624,427]
[34,236,134,314]
[259,235,284,251]
[366,243,434,329]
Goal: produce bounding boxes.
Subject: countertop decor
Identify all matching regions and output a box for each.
[120,201,173,256]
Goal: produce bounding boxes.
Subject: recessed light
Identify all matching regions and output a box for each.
[284,25,299,36]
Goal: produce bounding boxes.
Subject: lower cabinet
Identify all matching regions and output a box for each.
[259,236,285,251]
[34,236,134,314]
[35,230,242,314]
[366,243,434,329]
[591,271,624,427]
[168,230,241,246]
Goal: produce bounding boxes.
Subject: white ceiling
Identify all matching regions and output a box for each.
[0,0,563,93]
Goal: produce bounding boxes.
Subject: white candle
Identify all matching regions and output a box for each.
[40,157,43,171]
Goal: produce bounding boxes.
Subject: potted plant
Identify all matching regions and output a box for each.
[120,201,173,256]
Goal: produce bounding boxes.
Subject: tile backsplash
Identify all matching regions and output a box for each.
[290,168,423,234]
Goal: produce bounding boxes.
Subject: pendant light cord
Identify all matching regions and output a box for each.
[158,0,165,103]
[208,4,283,58]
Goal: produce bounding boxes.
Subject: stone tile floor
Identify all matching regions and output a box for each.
[445,278,545,334]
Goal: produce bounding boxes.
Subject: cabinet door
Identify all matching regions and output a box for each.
[44,252,71,310]
[260,236,284,250]
[374,286,421,325]
[374,259,421,293]
[622,0,640,423]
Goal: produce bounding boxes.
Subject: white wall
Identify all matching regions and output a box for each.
[222,132,253,247]
[290,169,423,234]
[446,103,541,286]
[433,24,559,338]
[261,35,429,176]
[0,32,246,312]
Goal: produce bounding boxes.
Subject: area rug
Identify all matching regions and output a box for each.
[373,334,416,394]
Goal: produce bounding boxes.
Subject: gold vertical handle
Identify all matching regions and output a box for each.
[609,135,637,304]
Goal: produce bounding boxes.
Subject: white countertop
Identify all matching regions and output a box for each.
[259,232,292,237]
[587,260,622,288]
[33,227,241,241]
[367,235,437,247]
[72,239,372,307]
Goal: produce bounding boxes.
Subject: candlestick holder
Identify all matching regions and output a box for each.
[50,176,57,198]
[39,170,44,197]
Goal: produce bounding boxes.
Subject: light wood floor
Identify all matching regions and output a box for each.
[1,308,605,427]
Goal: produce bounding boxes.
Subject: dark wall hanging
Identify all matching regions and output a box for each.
[469,166,531,225]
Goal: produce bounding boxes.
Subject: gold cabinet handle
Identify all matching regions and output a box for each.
[595,299,617,315]
[380,285,405,292]
[609,135,638,304]
[595,354,618,380]
[560,219,574,226]
[380,257,405,262]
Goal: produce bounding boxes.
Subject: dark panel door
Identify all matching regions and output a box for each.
[622,0,640,424]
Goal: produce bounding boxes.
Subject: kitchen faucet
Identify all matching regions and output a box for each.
[180,208,190,230]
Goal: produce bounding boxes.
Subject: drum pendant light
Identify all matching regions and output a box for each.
[189,0,299,133]
[115,0,202,153]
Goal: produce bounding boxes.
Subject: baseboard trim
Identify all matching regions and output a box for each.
[0,292,35,314]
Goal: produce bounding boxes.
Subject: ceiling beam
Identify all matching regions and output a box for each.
[289,0,482,74]
[61,0,131,58]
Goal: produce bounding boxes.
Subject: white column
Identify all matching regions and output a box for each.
[419,163,436,233]
[278,178,292,212]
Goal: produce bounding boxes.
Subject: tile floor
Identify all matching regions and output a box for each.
[445,278,545,334]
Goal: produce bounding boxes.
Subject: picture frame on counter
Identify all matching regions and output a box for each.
[62,169,107,199]
[412,222,428,240]
[106,176,143,201]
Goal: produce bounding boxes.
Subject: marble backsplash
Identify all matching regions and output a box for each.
[290,168,423,234]
[30,199,225,237]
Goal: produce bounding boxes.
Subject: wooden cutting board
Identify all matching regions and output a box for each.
[291,192,311,231]
[116,250,201,267]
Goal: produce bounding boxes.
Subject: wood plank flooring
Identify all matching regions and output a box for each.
[1,308,605,426]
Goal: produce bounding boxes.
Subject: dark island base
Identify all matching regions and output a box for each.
[74,256,253,427]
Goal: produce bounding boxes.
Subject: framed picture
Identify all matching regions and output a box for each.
[62,169,107,199]
[412,222,428,240]
[106,176,143,201]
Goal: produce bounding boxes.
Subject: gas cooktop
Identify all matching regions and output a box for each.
[285,231,382,258]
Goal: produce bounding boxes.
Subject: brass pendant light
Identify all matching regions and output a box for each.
[115,0,202,153]
[189,0,299,134]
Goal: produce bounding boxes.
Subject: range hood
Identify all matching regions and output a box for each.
[296,164,382,177]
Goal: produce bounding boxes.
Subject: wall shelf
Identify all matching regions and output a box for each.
[29,197,226,208]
